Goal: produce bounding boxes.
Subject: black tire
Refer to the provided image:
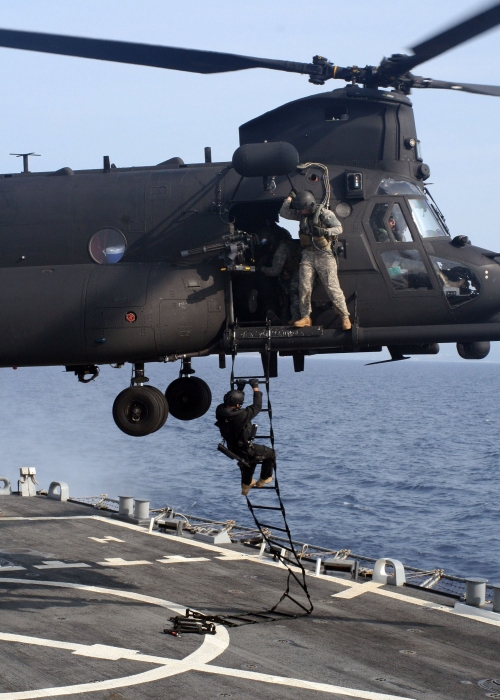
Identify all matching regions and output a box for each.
[165,376,212,421]
[142,385,169,432]
[112,386,168,437]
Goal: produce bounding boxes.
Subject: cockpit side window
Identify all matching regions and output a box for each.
[369,202,413,243]
[381,249,433,291]
[408,198,448,238]
[430,256,480,306]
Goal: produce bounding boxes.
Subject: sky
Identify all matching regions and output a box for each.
[0,0,498,246]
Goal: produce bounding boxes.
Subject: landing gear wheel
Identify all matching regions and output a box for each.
[112,386,169,437]
[165,376,212,421]
[142,386,169,432]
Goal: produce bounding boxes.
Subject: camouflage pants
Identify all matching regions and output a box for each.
[288,269,300,322]
[299,249,349,318]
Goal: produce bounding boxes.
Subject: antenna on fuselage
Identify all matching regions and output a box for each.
[10,152,40,173]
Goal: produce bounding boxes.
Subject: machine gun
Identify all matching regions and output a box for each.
[181,230,256,272]
[217,442,253,470]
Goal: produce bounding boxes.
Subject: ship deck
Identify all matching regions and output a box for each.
[0,495,499,700]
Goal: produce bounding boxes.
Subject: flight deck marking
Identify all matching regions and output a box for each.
[156,555,210,564]
[0,567,26,573]
[88,536,125,543]
[65,516,500,628]
[332,582,384,598]
[34,561,91,570]
[9,515,498,630]
[96,557,151,566]
[0,578,414,700]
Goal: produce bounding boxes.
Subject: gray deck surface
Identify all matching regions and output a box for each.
[0,495,499,700]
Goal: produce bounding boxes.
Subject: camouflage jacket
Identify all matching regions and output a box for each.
[279,198,342,249]
[260,242,290,277]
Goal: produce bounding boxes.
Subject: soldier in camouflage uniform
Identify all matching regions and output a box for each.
[280,191,351,330]
[259,227,301,324]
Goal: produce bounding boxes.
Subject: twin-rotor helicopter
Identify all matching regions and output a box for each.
[0,3,499,436]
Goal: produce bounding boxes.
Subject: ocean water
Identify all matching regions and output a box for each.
[1,353,499,581]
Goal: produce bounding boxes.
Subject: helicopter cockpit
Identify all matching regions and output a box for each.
[366,178,480,306]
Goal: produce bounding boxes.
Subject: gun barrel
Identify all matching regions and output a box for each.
[181,243,225,257]
[217,443,237,460]
[217,443,251,470]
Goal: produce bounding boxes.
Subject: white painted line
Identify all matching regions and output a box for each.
[452,602,500,628]
[0,567,26,572]
[156,556,209,564]
[88,536,125,543]
[0,578,415,700]
[332,582,384,599]
[10,513,496,630]
[33,561,91,570]
[194,664,415,699]
[73,644,141,660]
[215,552,251,561]
[0,578,228,699]
[96,558,151,567]
[0,517,95,521]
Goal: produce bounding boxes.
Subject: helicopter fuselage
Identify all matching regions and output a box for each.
[0,86,499,369]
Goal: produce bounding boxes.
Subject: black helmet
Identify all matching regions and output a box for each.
[275,225,292,241]
[224,390,245,406]
[291,190,316,214]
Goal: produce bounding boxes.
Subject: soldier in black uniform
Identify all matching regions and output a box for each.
[215,379,275,496]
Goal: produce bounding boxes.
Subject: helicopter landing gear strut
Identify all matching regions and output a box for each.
[112,362,169,437]
[165,358,212,421]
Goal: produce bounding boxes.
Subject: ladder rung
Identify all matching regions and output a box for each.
[233,376,267,380]
[248,504,283,511]
[258,523,288,533]
[268,542,296,554]
[255,435,272,439]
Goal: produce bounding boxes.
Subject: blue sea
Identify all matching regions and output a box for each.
[1,350,499,581]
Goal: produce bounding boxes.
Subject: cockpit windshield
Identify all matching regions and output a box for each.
[377,178,423,196]
[408,198,449,238]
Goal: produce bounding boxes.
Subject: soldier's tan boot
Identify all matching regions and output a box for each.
[294,317,312,328]
[342,316,352,331]
[241,480,256,496]
[256,476,273,488]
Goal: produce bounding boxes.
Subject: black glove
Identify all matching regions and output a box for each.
[236,380,247,392]
[313,226,327,237]
[248,378,259,389]
[289,190,296,199]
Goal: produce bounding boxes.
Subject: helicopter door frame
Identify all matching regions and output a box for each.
[363,197,441,298]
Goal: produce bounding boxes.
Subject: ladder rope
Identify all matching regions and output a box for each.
[229,323,313,616]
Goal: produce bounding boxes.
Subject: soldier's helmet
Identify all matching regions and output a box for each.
[224,390,245,406]
[291,190,316,214]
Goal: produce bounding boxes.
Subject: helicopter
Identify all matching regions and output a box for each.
[0,3,499,437]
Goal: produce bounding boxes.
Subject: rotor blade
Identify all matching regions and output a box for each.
[0,28,311,76]
[413,78,500,97]
[403,2,500,72]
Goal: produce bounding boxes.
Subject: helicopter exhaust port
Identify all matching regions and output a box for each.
[457,341,490,360]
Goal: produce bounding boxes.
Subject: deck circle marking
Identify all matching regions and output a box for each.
[0,578,229,699]
[0,579,417,700]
